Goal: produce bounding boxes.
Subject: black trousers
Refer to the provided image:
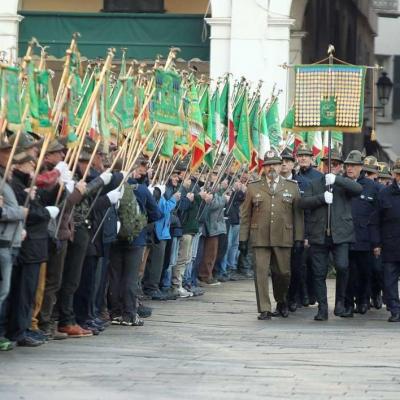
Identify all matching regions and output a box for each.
[38,240,68,331]
[74,255,99,324]
[95,243,111,317]
[109,243,143,320]
[288,245,304,303]
[371,255,384,300]
[345,250,373,309]
[7,261,41,341]
[143,240,167,292]
[301,248,316,302]
[57,225,90,327]
[310,238,349,310]
[384,262,400,315]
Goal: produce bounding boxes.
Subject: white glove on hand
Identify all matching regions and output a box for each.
[324,191,333,204]
[107,188,123,204]
[116,221,121,234]
[65,180,75,193]
[325,173,336,186]
[46,206,60,219]
[99,170,112,185]
[54,161,69,175]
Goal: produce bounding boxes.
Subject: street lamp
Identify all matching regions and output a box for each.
[376,71,393,109]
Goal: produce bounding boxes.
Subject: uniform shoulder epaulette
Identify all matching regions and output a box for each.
[248,178,261,184]
[285,178,298,185]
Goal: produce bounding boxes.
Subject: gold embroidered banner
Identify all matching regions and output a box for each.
[294,64,366,132]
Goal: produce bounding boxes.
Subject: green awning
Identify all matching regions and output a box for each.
[19,11,210,61]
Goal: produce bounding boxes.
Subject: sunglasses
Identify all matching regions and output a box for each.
[323,161,341,167]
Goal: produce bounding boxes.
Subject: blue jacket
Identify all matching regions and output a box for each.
[376,181,400,262]
[127,178,163,246]
[154,196,177,241]
[298,165,323,186]
[350,174,381,251]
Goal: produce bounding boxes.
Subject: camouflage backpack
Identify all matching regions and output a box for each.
[117,182,147,242]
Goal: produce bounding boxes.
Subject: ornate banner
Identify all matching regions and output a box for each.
[294,64,366,132]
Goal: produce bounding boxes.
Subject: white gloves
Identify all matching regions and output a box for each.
[46,206,60,219]
[55,161,69,175]
[116,221,121,234]
[106,188,123,204]
[99,170,113,185]
[65,180,75,194]
[55,162,72,182]
[325,173,336,186]
[324,191,333,204]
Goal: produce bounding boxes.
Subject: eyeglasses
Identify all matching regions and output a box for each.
[323,161,341,167]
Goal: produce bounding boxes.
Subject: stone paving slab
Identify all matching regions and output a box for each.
[0,279,399,400]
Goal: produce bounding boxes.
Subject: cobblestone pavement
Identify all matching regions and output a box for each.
[0,279,399,400]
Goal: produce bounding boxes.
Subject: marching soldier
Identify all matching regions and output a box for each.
[299,149,362,321]
[296,144,323,307]
[377,162,393,186]
[239,150,304,320]
[280,148,307,312]
[343,150,380,317]
[374,158,400,322]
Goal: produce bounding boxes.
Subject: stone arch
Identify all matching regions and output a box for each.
[0,0,23,60]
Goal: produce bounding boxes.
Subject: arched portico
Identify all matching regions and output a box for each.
[0,0,23,61]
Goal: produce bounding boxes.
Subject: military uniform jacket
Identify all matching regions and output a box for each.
[239,176,304,247]
[350,175,381,251]
[375,181,400,262]
[299,175,362,245]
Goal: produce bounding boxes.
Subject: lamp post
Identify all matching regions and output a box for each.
[376,71,393,116]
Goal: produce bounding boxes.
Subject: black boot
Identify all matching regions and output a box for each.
[314,307,328,321]
[334,301,345,317]
[340,307,354,318]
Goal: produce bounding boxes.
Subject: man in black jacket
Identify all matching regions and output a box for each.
[299,149,362,321]
[374,158,400,322]
[343,151,381,317]
[6,151,56,347]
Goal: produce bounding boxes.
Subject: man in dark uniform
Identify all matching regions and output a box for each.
[343,150,380,317]
[362,156,385,310]
[296,144,323,307]
[280,148,307,312]
[239,150,304,320]
[374,158,400,322]
[299,149,362,321]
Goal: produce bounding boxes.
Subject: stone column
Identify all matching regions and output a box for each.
[206,0,232,82]
[0,0,23,62]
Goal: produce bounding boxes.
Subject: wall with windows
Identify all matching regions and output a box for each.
[19,0,209,13]
[375,13,400,157]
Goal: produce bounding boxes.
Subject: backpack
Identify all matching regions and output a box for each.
[117,182,147,242]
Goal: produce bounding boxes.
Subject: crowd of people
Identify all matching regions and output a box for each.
[0,130,399,352]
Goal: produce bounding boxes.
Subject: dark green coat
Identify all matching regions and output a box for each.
[298,175,362,245]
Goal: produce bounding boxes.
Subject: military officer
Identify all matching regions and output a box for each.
[280,148,307,312]
[362,156,385,310]
[377,162,393,186]
[298,149,362,321]
[296,144,323,307]
[374,158,400,322]
[239,150,304,320]
[343,150,380,317]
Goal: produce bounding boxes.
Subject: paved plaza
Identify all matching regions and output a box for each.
[0,279,399,400]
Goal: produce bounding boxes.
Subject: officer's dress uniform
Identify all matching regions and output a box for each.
[345,173,380,314]
[240,175,304,314]
[376,174,400,321]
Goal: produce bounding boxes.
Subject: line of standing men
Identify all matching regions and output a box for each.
[239,144,400,323]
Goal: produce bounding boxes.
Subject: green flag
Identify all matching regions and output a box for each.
[266,99,282,149]
[0,66,22,130]
[233,92,251,164]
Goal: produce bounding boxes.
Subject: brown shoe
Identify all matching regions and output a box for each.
[58,324,93,338]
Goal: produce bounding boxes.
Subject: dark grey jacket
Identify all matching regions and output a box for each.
[0,171,25,248]
[298,175,362,245]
